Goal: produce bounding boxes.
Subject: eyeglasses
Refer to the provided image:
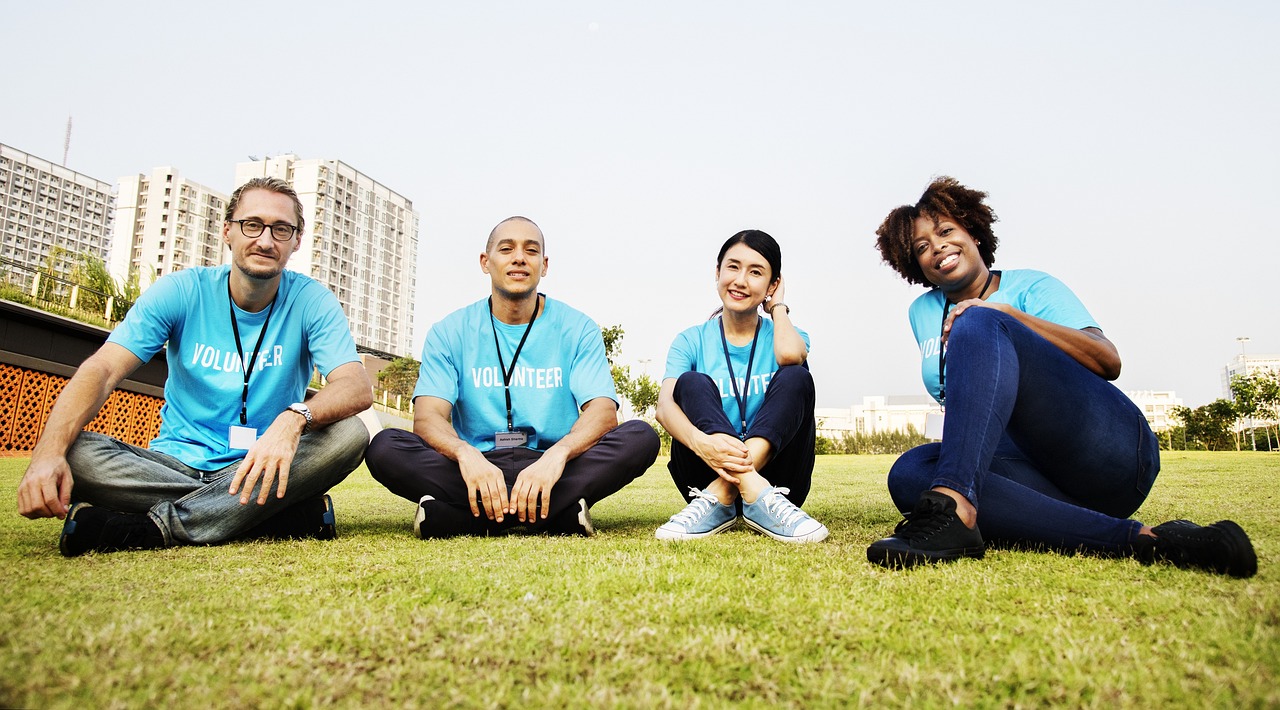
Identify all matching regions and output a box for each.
[229,219,298,241]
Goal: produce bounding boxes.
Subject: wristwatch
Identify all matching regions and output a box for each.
[286,402,313,433]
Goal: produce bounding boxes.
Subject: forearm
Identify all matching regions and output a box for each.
[31,361,119,460]
[656,395,707,451]
[542,400,617,465]
[1002,307,1121,380]
[768,308,808,365]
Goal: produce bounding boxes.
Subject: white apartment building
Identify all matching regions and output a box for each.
[1123,390,1183,431]
[816,395,940,438]
[111,168,228,288]
[235,155,419,357]
[0,143,113,279]
[1222,353,1280,396]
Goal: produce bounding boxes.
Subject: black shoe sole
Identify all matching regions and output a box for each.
[867,540,986,568]
[58,503,93,557]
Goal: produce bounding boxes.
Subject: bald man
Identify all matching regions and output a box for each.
[366,216,659,537]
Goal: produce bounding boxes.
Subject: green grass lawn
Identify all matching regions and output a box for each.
[1,452,1275,708]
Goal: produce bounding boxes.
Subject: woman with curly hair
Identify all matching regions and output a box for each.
[867,176,1256,576]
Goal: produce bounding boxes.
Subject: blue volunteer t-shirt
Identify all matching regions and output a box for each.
[107,266,361,470]
[415,297,618,452]
[908,269,1099,403]
[663,316,810,433]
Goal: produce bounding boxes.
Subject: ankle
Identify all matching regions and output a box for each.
[931,487,977,529]
[737,471,769,504]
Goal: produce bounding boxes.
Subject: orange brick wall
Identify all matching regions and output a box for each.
[0,363,164,453]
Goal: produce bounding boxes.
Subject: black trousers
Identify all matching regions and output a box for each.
[367,419,659,535]
[667,366,816,506]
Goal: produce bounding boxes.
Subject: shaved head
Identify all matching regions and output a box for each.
[486,216,544,252]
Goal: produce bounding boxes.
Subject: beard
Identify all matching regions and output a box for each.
[233,251,284,281]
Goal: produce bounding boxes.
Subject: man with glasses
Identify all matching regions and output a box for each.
[17,177,373,556]
[365,216,659,538]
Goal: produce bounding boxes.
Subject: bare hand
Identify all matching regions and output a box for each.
[510,451,566,523]
[457,447,509,521]
[228,413,303,505]
[692,432,753,484]
[17,455,74,519]
[941,299,1007,345]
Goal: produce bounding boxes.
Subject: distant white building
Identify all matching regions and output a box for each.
[111,168,228,288]
[817,395,940,438]
[820,391,1184,437]
[235,156,419,357]
[1222,353,1280,397]
[1123,390,1183,431]
[0,142,113,279]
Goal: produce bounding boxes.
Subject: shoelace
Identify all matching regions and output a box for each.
[669,488,723,526]
[893,498,952,540]
[758,488,808,528]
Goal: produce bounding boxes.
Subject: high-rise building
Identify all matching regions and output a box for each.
[0,142,114,279]
[111,168,228,288]
[234,156,418,358]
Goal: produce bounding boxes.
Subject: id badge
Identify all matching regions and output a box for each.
[229,425,258,450]
[924,413,945,441]
[494,427,537,449]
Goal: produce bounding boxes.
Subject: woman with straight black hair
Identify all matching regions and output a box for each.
[654,230,827,543]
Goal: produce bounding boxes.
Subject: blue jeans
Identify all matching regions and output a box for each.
[668,366,817,506]
[66,416,369,545]
[888,308,1159,552]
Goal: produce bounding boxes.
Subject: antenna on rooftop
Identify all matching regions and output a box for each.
[62,116,72,166]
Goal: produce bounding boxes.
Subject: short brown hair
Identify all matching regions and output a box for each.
[875,176,999,287]
[226,177,306,234]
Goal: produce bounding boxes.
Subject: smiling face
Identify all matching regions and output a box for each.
[480,218,547,301]
[715,242,776,316]
[222,188,301,282]
[911,214,988,293]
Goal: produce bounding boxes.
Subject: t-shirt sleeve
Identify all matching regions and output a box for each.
[1017,272,1099,330]
[569,320,618,408]
[302,283,361,376]
[663,328,698,382]
[414,319,460,404]
[106,272,185,362]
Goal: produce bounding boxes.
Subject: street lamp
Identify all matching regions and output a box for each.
[1237,337,1255,450]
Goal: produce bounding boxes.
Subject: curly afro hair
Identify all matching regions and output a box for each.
[875,176,999,287]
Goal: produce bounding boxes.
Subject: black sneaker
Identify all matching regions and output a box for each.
[867,490,985,568]
[242,495,337,541]
[1132,519,1257,578]
[543,498,595,537]
[59,503,166,557]
[413,495,489,539]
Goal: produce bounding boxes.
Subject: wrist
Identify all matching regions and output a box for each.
[766,302,789,316]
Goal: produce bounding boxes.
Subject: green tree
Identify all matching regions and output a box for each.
[1171,400,1239,451]
[377,356,420,398]
[1231,370,1280,450]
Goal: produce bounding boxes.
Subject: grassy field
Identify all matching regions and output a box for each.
[1,451,1275,708]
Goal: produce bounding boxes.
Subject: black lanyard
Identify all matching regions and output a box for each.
[228,281,277,426]
[938,270,997,405]
[488,294,541,432]
[719,315,761,439]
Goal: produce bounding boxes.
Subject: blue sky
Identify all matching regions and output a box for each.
[4,1,1276,407]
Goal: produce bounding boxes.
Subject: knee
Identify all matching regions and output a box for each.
[614,419,661,461]
[324,416,371,466]
[365,428,414,470]
[885,444,940,513]
[673,371,717,403]
[768,365,815,405]
[948,305,1009,345]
